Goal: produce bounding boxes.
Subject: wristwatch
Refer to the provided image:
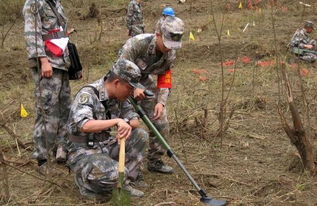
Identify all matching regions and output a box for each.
[123,118,130,124]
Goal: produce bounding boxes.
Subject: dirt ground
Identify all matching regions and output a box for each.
[1,0,317,205]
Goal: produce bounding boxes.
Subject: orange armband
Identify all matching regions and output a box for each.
[157,69,172,88]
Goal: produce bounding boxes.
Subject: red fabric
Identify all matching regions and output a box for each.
[241,56,251,64]
[44,28,63,57]
[222,60,235,66]
[45,41,63,56]
[157,69,172,88]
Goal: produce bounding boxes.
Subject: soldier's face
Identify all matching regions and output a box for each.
[306,27,313,33]
[114,79,134,101]
[156,33,172,53]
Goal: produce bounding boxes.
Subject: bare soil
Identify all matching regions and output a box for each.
[1,0,317,205]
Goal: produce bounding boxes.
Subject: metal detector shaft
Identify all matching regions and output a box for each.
[128,97,226,205]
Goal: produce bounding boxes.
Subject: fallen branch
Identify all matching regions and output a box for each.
[154,202,177,206]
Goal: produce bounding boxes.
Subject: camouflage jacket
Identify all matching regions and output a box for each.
[67,76,139,142]
[119,34,177,105]
[126,0,144,30]
[290,28,316,49]
[23,0,70,70]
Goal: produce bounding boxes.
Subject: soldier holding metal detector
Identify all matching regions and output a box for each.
[119,16,184,175]
[290,21,317,62]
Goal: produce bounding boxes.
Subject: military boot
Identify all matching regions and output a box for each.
[131,173,148,188]
[124,184,144,197]
[148,160,174,174]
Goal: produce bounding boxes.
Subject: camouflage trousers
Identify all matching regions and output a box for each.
[140,76,170,163]
[130,24,144,37]
[67,128,148,199]
[31,67,71,161]
[300,53,317,63]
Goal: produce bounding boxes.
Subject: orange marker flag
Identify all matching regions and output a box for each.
[157,70,172,88]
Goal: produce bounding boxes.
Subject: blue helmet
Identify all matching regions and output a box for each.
[162,7,175,17]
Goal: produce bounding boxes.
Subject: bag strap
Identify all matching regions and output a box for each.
[79,86,112,119]
[45,0,66,29]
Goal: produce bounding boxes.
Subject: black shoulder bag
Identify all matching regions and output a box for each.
[46,0,83,80]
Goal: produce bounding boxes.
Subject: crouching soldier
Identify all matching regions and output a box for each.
[290,21,317,63]
[67,59,148,200]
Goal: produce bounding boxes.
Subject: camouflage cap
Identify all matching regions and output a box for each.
[111,59,144,89]
[304,20,314,29]
[160,16,184,49]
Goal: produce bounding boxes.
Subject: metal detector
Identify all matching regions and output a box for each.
[128,95,227,206]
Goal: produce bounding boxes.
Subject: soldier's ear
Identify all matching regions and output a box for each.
[113,78,121,87]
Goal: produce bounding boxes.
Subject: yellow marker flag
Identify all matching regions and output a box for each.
[238,2,243,9]
[20,104,29,118]
[227,30,231,36]
[189,32,195,41]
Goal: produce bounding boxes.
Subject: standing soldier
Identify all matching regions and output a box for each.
[67,59,148,199]
[127,0,144,37]
[290,21,317,62]
[119,16,184,175]
[23,0,71,173]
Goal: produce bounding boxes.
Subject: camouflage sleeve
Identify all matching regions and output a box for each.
[157,88,170,106]
[167,50,176,69]
[23,0,47,59]
[67,90,95,136]
[290,30,306,48]
[119,38,145,62]
[120,101,139,120]
[126,2,134,30]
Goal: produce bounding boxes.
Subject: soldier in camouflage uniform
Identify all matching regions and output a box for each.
[23,0,71,171]
[119,16,184,174]
[67,59,148,199]
[290,21,317,62]
[127,0,144,37]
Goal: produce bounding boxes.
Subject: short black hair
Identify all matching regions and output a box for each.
[105,71,126,83]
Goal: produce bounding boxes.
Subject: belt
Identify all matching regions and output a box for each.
[42,31,67,41]
[69,134,111,143]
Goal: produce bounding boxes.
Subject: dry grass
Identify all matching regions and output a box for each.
[1,0,317,205]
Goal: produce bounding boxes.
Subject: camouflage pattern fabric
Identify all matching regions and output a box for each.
[67,128,148,199]
[23,0,71,162]
[67,77,148,199]
[290,28,317,62]
[23,0,70,70]
[154,17,165,32]
[31,68,71,161]
[127,0,144,36]
[119,34,177,162]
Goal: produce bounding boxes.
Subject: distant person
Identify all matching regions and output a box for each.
[127,0,144,37]
[23,0,71,174]
[290,21,317,62]
[67,59,148,199]
[155,7,176,31]
[119,16,184,175]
